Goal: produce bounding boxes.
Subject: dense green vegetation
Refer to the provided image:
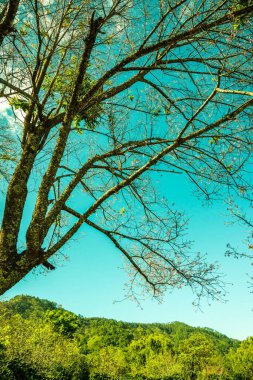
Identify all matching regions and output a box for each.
[0,296,252,380]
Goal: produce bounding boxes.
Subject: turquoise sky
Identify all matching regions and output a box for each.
[0,0,252,342]
[1,169,252,341]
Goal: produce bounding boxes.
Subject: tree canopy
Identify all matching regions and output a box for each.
[0,295,251,380]
[0,0,252,299]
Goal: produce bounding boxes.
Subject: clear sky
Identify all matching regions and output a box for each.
[0,1,252,341]
[1,170,252,341]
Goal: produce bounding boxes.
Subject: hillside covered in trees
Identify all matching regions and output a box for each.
[0,295,252,380]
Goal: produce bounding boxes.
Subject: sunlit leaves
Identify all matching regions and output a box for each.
[226,337,253,379]
[8,97,29,113]
[0,295,251,379]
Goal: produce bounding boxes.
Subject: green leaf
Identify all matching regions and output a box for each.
[9,97,29,112]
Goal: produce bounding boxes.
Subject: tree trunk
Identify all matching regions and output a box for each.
[0,130,43,290]
[0,248,44,295]
[0,0,20,45]
[0,255,30,295]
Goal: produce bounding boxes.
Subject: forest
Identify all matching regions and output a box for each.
[0,295,252,380]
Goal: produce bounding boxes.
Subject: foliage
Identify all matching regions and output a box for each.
[44,308,81,337]
[226,337,253,379]
[9,97,29,112]
[178,333,219,380]
[0,301,85,379]
[0,295,251,380]
[2,294,57,318]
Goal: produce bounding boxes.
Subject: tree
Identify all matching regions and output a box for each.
[0,1,20,46]
[178,333,219,380]
[0,1,20,183]
[44,308,81,337]
[0,306,85,379]
[87,346,127,379]
[226,337,253,380]
[144,352,181,380]
[0,0,253,300]
[2,294,57,318]
[128,333,176,379]
[3,295,251,380]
